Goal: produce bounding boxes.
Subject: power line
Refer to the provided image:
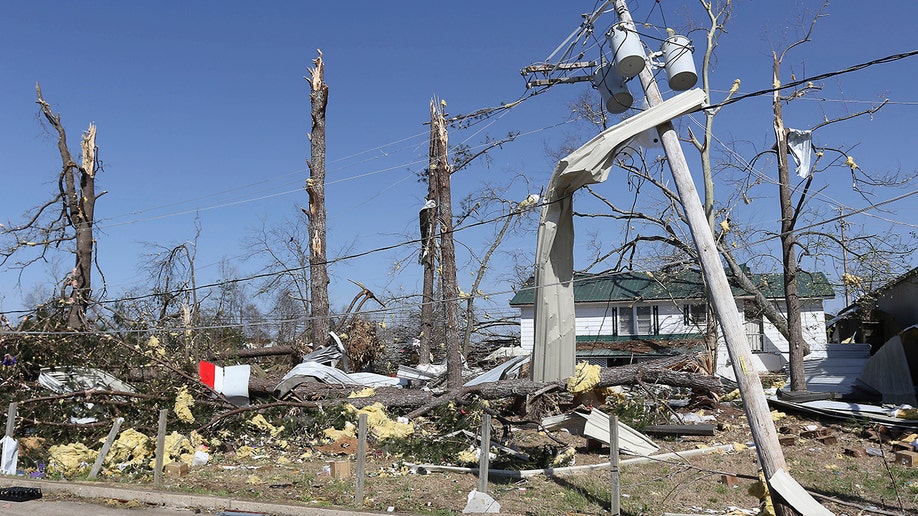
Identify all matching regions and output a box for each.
[708,89,918,106]
[685,112,918,234]
[706,49,918,111]
[0,194,549,317]
[101,132,431,226]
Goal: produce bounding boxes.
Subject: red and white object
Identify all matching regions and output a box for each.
[199,361,250,406]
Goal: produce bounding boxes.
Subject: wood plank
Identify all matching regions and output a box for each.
[643,424,715,437]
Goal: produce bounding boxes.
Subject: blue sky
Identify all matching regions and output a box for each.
[2,1,917,326]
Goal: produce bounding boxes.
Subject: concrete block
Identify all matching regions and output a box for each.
[843,447,867,458]
[892,441,913,452]
[817,435,838,445]
[720,474,738,487]
[585,438,604,452]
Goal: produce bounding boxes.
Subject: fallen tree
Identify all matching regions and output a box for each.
[264,354,721,419]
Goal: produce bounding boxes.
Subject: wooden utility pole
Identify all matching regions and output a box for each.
[612,1,791,513]
[418,101,442,365]
[772,53,808,392]
[306,50,330,351]
[429,100,462,388]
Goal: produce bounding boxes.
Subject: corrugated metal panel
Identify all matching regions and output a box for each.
[580,408,659,456]
[464,355,529,386]
[801,343,870,395]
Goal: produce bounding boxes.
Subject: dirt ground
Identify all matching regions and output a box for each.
[37,403,918,516]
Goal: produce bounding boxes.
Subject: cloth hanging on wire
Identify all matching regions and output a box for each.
[787,129,814,179]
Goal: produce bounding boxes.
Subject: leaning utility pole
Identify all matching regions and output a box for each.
[612,1,793,513]
[306,50,330,351]
[429,100,462,388]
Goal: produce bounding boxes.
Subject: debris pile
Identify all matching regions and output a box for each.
[2,324,918,515]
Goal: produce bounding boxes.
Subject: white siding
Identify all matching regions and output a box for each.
[518,297,827,373]
[717,299,829,373]
[521,299,741,348]
[658,303,690,334]
[575,303,618,337]
[520,306,535,352]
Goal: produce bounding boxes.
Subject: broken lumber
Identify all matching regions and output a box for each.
[410,443,742,478]
[643,424,716,437]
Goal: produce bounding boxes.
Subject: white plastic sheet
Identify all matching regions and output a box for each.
[787,128,814,179]
[1,436,17,475]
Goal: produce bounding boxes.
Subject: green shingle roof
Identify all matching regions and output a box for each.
[508,269,834,306]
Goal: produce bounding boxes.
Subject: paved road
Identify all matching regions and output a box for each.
[0,477,390,515]
[0,499,216,515]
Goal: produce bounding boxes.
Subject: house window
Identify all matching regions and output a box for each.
[618,307,633,336]
[636,306,653,334]
[745,309,765,352]
[618,305,659,335]
[684,304,707,327]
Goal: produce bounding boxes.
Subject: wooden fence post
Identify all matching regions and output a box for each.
[153,409,168,486]
[356,413,368,505]
[4,403,17,438]
[478,414,491,494]
[89,417,124,479]
[610,414,620,515]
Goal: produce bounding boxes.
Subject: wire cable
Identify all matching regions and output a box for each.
[706,50,918,111]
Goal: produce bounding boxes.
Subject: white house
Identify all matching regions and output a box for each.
[509,269,834,374]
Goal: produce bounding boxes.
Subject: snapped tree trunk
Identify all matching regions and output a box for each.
[430,100,462,388]
[418,100,441,365]
[306,50,330,352]
[35,84,99,330]
[772,55,807,392]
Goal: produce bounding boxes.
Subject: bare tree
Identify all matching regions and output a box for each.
[417,99,522,379]
[455,179,539,355]
[140,219,203,328]
[762,2,894,389]
[305,50,330,351]
[1,84,103,329]
[246,214,312,320]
